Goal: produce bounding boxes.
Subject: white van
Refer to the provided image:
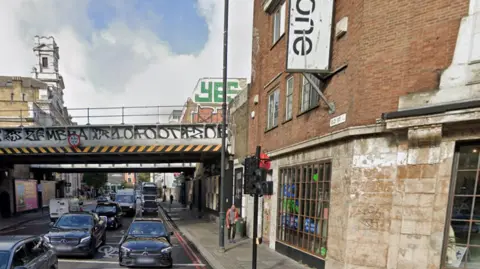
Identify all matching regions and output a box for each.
[49,198,84,222]
[115,189,136,217]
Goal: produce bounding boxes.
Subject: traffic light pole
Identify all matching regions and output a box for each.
[252,146,261,269]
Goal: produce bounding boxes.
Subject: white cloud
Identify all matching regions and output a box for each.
[0,0,253,124]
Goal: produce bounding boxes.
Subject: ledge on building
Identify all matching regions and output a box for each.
[382,99,480,120]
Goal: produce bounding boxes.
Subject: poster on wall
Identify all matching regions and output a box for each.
[15,180,38,212]
[41,181,56,207]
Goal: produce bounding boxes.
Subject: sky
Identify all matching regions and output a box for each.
[0,0,253,124]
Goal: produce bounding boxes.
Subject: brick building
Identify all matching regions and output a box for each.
[247,0,480,268]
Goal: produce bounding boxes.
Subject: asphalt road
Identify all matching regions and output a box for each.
[0,202,212,269]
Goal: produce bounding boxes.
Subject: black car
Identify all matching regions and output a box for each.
[119,218,174,268]
[0,235,58,269]
[44,212,107,258]
[95,202,123,229]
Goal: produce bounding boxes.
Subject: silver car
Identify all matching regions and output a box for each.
[0,235,58,269]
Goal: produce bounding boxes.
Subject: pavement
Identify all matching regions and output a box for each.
[0,200,212,269]
[0,199,97,232]
[159,201,311,269]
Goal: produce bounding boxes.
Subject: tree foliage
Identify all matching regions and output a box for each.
[82,173,108,189]
[137,173,151,183]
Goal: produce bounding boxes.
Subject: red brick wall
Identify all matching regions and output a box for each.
[180,99,224,124]
[248,0,468,154]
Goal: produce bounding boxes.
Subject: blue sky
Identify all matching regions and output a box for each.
[87,0,209,55]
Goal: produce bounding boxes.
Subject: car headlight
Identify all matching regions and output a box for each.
[80,236,91,243]
[109,217,115,221]
[129,205,133,208]
[161,247,172,253]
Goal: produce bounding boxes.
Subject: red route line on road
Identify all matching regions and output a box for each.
[159,209,204,269]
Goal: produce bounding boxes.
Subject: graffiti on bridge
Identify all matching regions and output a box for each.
[0,124,226,142]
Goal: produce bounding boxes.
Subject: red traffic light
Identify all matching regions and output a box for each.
[259,152,271,170]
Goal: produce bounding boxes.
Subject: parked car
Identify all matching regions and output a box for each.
[118,218,174,268]
[43,212,107,258]
[0,235,57,269]
[94,202,124,229]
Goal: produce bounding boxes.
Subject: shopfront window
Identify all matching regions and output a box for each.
[445,144,480,268]
[277,162,331,258]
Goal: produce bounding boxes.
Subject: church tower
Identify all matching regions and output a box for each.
[31,35,69,124]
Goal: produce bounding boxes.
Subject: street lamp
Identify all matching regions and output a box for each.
[219,0,229,251]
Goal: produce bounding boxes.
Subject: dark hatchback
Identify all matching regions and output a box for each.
[0,235,57,269]
[119,218,174,268]
[44,212,107,258]
[95,202,123,229]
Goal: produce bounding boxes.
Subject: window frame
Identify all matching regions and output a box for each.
[272,2,286,44]
[276,161,331,259]
[442,143,480,268]
[41,57,48,68]
[301,74,321,113]
[267,89,280,130]
[285,76,294,120]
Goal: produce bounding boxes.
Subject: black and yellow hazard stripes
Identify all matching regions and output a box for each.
[0,144,222,155]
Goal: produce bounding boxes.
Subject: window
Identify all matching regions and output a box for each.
[277,162,331,258]
[285,77,294,120]
[128,178,132,183]
[22,93,25,101]
[444,144,480,268]
[301,74,320,112]
[272,2,286,44]
[42,57,48,68]
[267,89,280,129]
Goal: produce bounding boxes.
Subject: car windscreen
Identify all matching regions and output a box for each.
[0,251,9,269]
[55,214,93,229]
[95,205,116,213]
[116,195,133,203]
[128,222,167,237]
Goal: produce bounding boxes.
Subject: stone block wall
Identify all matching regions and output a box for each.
[265,123,464,269]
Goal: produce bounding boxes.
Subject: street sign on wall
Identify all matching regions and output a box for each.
[286,0,334,72]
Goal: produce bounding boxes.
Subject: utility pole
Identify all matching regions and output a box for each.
[219,0,229,251]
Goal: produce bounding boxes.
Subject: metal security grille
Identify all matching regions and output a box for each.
[277,161,331,258]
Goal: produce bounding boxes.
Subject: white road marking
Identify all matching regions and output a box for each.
[58,259,205,266]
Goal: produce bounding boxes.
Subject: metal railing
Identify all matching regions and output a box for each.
[0,105,187,126]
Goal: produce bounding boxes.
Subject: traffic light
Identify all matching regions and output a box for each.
[256,181,273,196]
[242,156,259,194]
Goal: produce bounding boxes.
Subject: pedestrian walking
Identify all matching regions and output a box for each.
[169,194,173,211]
[226,205,240,243]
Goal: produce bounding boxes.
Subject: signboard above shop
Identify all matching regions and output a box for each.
[286,0,334,72]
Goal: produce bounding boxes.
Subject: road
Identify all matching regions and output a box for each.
[0,202,212,269]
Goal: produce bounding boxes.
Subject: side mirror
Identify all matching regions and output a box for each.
[169,232,174,236]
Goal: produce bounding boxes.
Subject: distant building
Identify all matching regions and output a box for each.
[168,110,182,123]
[124,173,136,185]
[179,77,247,124]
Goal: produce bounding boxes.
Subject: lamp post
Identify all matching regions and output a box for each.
[219,0,229,251]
